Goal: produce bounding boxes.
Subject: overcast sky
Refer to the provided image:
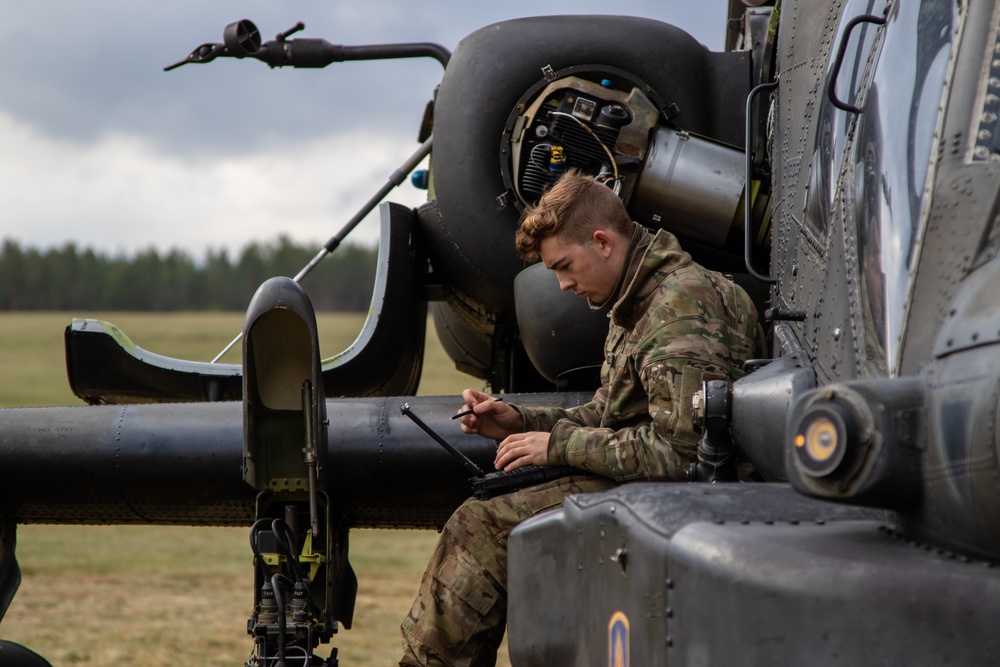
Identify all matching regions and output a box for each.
[1,2,727,259]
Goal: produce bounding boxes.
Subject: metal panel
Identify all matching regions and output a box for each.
[668,521,1000,665]
[508,483,880,666]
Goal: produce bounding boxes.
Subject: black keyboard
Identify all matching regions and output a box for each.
[471,465,587,500]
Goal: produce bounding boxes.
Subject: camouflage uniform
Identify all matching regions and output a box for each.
[400,228,762,667]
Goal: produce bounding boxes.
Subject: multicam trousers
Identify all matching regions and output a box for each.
[399,474,616,667]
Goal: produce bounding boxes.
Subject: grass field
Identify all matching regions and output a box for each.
[0,312,511,666]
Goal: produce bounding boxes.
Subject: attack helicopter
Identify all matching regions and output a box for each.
[4,0,1000,664]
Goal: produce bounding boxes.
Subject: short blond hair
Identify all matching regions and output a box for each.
[515,170,633,261]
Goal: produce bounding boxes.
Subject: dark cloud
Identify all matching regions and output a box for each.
[0,1,727,254]
[1,1,725,154]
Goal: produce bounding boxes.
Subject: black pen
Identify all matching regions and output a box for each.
[451,396,504,419]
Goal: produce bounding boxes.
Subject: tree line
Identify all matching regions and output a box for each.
[0,236,377,312]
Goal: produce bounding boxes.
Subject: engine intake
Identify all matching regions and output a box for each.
[500,64,757,254]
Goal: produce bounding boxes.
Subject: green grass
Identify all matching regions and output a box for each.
[0,312,509,666]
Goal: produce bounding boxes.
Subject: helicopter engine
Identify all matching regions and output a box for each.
[424,15,766,391]
[499,66,749,252]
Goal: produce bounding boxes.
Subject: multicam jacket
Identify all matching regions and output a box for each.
[517,229,762,481]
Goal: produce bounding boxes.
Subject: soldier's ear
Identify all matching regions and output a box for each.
[591,230,614,258]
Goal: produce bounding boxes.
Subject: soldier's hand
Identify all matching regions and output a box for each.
[495,431,549,471]
[457,389,522,440]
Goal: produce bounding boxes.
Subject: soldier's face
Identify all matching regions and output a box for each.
[539,231,619,303]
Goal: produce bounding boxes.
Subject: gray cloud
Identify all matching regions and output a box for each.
[1,1,727,255]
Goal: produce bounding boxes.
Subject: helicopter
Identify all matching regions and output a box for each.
[4,0,1000,664]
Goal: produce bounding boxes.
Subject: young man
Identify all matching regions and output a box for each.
[400,171,763,667]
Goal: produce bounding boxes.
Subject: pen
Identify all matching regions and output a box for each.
[451,396,504,419]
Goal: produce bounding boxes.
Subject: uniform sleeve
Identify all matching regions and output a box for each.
[516,382,609,433]
[543,355,700,481]
[544,312,744,481]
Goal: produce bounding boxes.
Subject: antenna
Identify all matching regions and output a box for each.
[399,403,485,478]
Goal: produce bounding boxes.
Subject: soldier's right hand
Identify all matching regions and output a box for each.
[457,389,523,440]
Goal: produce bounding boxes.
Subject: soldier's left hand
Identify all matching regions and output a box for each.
[494,431,549,471]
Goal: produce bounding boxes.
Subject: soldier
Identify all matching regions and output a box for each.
[399,170,763,667]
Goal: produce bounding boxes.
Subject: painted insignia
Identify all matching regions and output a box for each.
[608,611,630,667]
